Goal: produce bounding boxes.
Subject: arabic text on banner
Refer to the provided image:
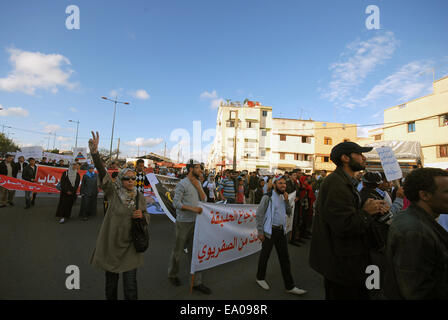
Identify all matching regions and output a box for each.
[0,175,59,193]
[191,202,262,274]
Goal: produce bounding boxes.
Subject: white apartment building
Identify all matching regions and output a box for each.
[207,101,314,173]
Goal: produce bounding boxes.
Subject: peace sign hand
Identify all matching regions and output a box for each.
[89,131,99,154]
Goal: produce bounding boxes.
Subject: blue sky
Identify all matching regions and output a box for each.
[0,0,447,160]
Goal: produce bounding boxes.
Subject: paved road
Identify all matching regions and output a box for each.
[0,196,325,300]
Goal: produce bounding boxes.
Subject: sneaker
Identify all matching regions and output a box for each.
[256,279,270,290]
[193,284,212,295]
[59,218,65,224]
[169,277,181,286]
[286,287,307,295]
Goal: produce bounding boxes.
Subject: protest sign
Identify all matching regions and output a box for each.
[73,147,88,163]
[146,173,178,222]
[376,146,403,181]
[191,202,262,273]
[14,146,43,161]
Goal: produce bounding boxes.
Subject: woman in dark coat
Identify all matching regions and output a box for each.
[254,179,266,205]
[56,162,81,224]
[79,164,98,221]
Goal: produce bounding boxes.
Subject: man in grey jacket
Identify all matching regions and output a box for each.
[255,175,307,295]
[168,159,211,294]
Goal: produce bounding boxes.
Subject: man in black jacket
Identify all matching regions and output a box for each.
[384,168,448,299]
[309,142,388,300]
[0,154,19,207]
[22,157,38,209]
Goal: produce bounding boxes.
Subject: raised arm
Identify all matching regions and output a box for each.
[88,131,107,180]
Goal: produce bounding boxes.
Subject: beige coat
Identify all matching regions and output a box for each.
[91,174,150,273]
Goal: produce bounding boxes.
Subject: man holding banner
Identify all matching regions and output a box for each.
[168,159,211,295]
[255,175,307,296]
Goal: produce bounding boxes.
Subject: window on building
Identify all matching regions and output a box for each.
[262,110,268,117]
[439,114,448,127]
[230,111,236,119]
[407,121,416,133]
[438,145,448,158]
[261,130,267,137]
[260,150,266,157]
[323,156,329,162]
[294,154,299,161]
[280,153,285,160]
[247,121,253,128]
[374,134,382,141]
[301,136,311,143]
[324,137,332,145]
[305,155,312,161]
[280,134,286,141]
[228,120,235,128]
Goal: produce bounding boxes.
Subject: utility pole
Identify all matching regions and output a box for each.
[101,96,130,159]
[52,132,57,150]
[164,142,167,159]
[233,109,238,171]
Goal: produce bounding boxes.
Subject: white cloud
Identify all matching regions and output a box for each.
[69,107,77,113]
[200,90,224,109]
[125,137,163,148]
[43,124,61,133]
[57,136,72,142]
[324,31,398,107]
[200,90,218,99]
[0,105,29,117]
[132,89,150,100]
[0,48,75,95]
[358,61,433,104]
[210,98,224,110]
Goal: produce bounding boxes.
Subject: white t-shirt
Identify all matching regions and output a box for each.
[203,181,216,199]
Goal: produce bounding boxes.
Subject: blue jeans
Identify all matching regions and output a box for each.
[105,269,138,300]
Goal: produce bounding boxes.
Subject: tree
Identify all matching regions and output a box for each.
[0,133,20,156]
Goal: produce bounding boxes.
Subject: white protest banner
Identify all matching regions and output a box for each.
[73,147,88,163]
[43,152,72,163]
[14,146,43,161]
[286,191,296,233]
[376,146,403,181]
[191,202,262,274]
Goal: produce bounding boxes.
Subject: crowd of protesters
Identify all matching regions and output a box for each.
[2,137,448,300]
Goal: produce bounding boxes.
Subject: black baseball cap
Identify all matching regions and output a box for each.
[330,142,373,165]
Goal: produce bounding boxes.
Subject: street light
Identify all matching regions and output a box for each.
[101,96,130,159]
[68,120,80,149]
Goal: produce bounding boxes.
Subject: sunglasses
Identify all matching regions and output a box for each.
[122,176,136,181]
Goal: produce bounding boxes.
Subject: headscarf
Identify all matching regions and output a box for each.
[67,164,78,187]
[86,164,96,178]
[113,168,137,209]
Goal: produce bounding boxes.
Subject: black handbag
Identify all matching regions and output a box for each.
[131,192,149,253]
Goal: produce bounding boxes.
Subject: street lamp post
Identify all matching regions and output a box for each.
[68,120,80,149]
[101,96,130,159]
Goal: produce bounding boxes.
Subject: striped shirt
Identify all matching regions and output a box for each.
[219,177,236,199]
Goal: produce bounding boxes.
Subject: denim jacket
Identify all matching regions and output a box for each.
[385,204,448,299]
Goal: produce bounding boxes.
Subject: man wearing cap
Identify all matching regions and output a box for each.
[169,159,212,295]
[309,142,389,300]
